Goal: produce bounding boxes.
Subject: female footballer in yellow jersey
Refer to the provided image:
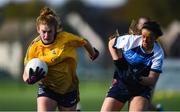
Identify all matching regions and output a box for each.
[23,7,99,111]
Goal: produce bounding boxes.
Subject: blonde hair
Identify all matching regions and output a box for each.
[128,19,139,35]
[36,7,62,32]
[129,17,150,35]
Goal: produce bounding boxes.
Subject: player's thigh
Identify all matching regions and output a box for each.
[129,96,149,111]
[101,97,124,111]
[37,96,57,111]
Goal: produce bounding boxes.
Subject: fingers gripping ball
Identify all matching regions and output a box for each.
[25,58,48,84]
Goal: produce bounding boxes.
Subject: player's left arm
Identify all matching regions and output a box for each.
[67,32,99,61]
[83,39,99,61]
[139,71,160,86]
[139,44,164,86]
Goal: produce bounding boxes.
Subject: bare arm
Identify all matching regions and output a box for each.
[139,71,160,86]
[83,39,99,60]
[108,38,122,60]
[23,70,28,82]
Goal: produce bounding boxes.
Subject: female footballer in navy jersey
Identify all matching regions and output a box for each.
[101,21,164,111]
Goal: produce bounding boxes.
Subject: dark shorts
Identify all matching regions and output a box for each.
[37,84,79,107]
[107,79,152,103]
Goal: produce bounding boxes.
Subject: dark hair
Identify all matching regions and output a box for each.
[142,21,163,37]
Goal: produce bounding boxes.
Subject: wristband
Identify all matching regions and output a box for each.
[113,58,128,69]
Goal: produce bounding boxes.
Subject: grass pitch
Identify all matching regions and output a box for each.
[0,79,180,111]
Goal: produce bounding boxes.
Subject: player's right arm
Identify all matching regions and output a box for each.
[108,38,121,60]
[23,71,28,82]
[23,47,33,83]
[108,37,128,69]
[109,35,137,69]
[23,37,40,83]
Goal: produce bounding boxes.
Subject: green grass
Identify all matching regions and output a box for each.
[152,91,180,111]
[79,80,110,111]
[0,80,37,111]
[0,79,180,111]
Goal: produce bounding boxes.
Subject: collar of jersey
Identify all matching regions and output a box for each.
[40,36,58,47]
[140,41,155,54]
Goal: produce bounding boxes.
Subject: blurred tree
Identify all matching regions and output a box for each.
[108,0,180,27]
[2,0,45,20]
[169,33,180,58]
[148,0,180,26]
[1,0,47,80]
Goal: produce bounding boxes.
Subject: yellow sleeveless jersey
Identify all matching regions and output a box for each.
[24,31,86,94]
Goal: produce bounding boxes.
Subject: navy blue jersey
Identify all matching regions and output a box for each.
[113,34,164,79]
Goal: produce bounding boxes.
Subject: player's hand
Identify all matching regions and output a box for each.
[90,47,99,61]
[26,67,45,84]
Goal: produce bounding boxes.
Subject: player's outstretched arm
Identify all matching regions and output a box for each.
[83,39,99,61]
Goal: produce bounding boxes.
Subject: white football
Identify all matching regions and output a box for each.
[25,58,48,77]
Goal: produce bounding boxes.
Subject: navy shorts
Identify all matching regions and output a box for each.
[107,79,152,103]
[37,84,79,107]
